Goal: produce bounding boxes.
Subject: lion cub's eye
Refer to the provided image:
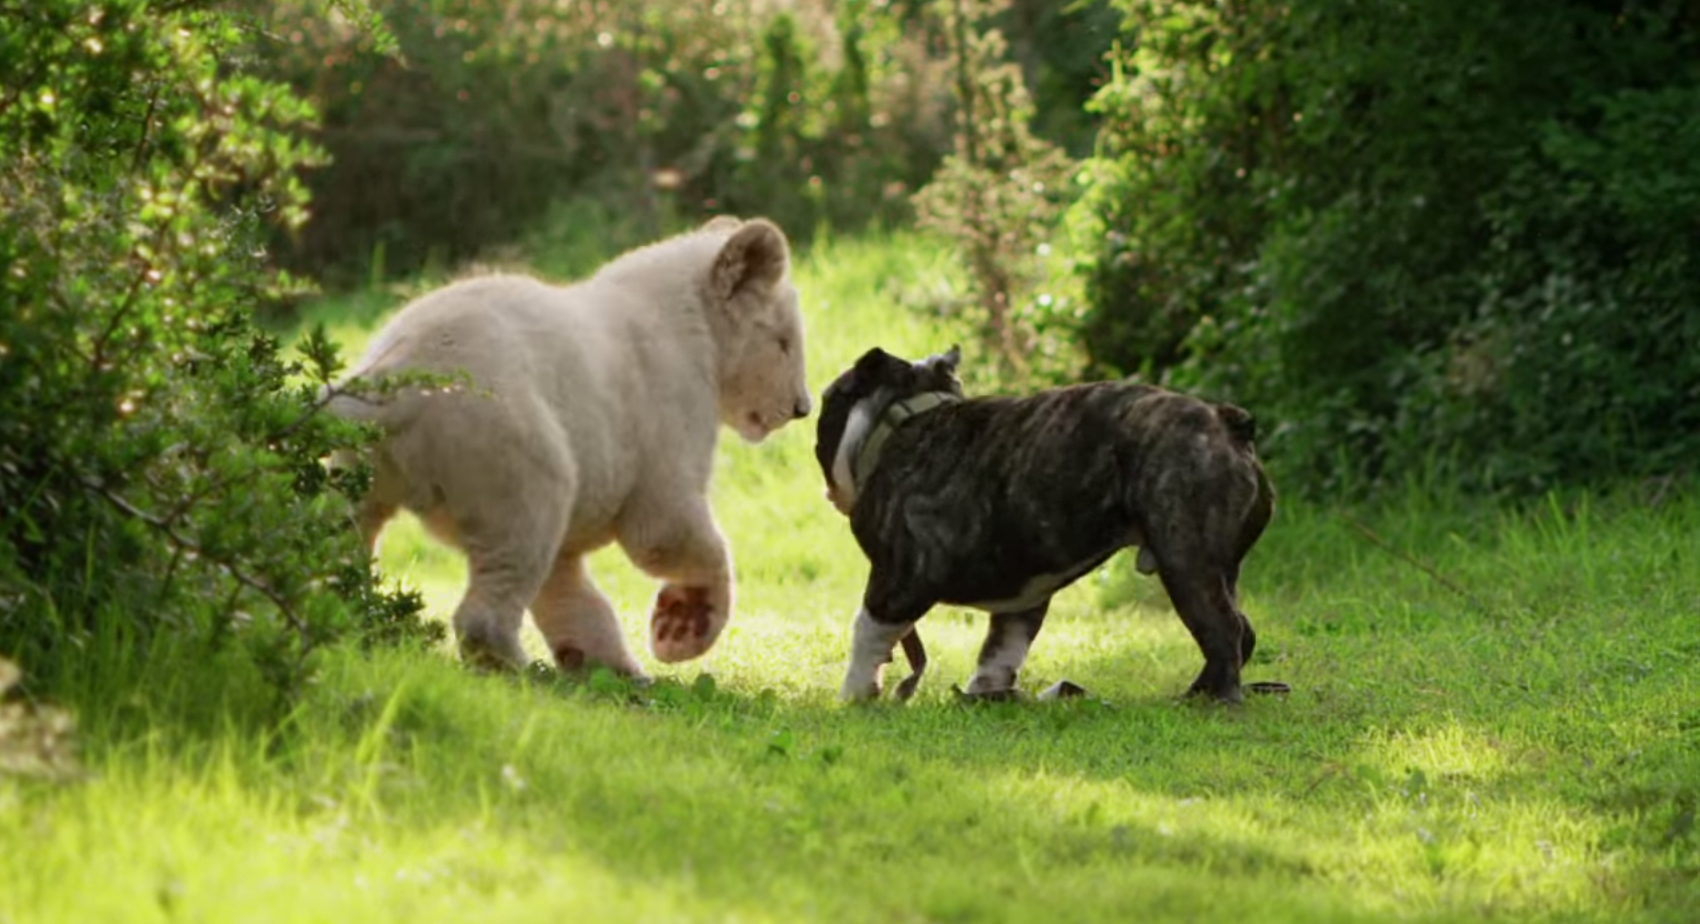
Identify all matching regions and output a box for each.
[778,336,792,354]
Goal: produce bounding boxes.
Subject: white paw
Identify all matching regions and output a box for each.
[839,659,885,702]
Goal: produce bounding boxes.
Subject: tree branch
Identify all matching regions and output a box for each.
[130,84,161,173]
[81,476,310,639]
[88,258,153,371]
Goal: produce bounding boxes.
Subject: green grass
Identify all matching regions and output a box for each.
[4,231,1698,923]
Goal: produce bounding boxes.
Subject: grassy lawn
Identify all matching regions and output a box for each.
[3,232,1698,923]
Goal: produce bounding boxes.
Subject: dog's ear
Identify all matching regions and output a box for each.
[851,347,899,384]
[855,346,893,367]
[915,344,962,383]
[938,344,962,371]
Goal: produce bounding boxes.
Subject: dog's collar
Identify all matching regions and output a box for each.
[850,391,960,487]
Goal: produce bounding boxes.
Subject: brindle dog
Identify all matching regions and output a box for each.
[814,345,1286,704]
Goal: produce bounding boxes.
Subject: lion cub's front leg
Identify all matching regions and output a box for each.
[619,497,733,663]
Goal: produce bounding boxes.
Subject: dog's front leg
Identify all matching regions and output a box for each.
[840,606,917,701]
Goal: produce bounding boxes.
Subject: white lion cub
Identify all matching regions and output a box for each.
[328,217,810,676]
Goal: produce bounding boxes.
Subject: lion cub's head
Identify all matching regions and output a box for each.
[705,218,811,443]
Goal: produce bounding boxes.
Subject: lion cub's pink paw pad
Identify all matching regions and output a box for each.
[649,585,718,662]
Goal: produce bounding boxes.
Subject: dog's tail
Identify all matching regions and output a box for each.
[1214,402,1257,446]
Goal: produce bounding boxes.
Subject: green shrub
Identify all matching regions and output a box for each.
[0,0,436,706]
[254,0,953,284]
[913,0,1078,379]
[1071,0,1700,495]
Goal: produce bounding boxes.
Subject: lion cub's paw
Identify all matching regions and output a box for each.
[457,630,527,673]
[648,584,723,662]
[552,641,651,681]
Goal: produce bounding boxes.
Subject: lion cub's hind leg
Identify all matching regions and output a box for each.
[619,497,733,664]
[530,553,648,679]
[452,548,556,671]
[354,496,398,558]
[443,476,574,673]
[328,445,403,558]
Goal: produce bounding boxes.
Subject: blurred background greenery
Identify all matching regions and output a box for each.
[252,0,1110,281]
[246,0,1700,497]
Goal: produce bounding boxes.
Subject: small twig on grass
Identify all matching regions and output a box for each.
[1301,761,1347,799]
[1341,516,1492,616]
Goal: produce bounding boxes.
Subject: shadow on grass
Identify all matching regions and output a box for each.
[293,653,1401,924]
[269,637,1695,923]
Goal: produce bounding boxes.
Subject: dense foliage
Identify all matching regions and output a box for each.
[1071,0,1700,494]
[0,0,435,702]
[247,0,1115,284]
[913,0,1077,377]
[254,0,940,282]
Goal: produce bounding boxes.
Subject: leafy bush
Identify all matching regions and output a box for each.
[1071,0,1700,495]
[0,0,436,705]
[913,0,1078,378]
[254,0,954,284]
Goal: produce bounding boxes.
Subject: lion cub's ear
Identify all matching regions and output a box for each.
[710,219,790,303]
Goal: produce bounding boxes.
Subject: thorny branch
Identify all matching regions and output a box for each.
[266,379,363,443]
[269,338,471,444]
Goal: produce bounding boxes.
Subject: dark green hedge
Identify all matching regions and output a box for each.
[1071,0,1700,494]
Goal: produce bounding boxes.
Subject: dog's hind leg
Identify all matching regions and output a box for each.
[1230,462,1274,667]
[964,603,1049,696]
[1222,562,1295,696]
[1224,561,1257,667]
[1222,461,1275,677]
[1155,562,1245,704]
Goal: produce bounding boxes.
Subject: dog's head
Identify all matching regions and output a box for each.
[814,345,963,515]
